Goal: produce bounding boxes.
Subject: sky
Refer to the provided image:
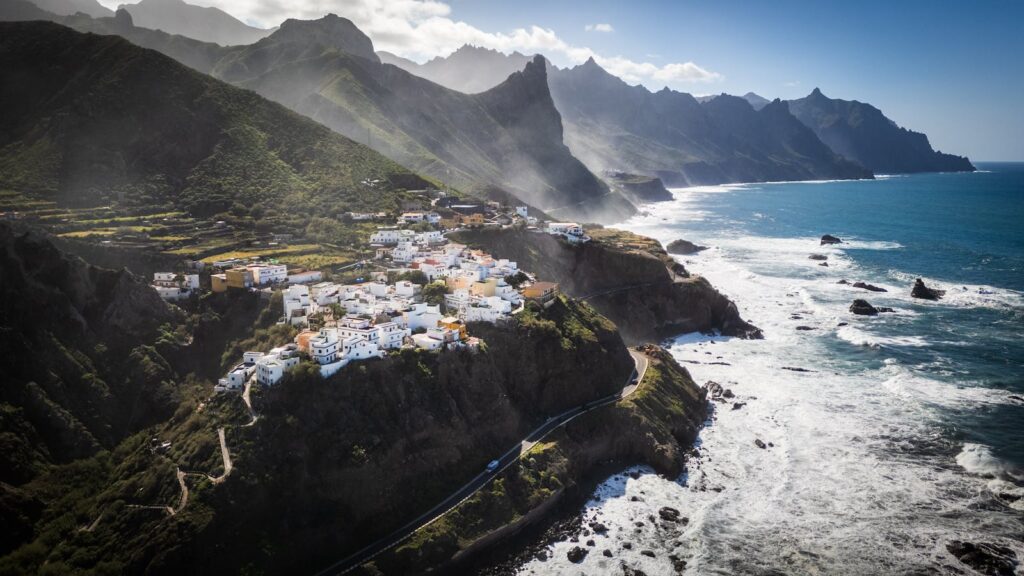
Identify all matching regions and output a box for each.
[99,0,1024,161]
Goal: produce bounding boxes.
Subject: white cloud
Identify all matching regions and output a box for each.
[784,80,801,87]
[101,0,722,86]
[585,23,614,33]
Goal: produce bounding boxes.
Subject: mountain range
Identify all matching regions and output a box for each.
[1,0,974,220]
[380,44,974,180]
[0,21,427,218]
[786,88,974,174]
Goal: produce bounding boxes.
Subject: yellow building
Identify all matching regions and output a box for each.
[469,277,497,297]
[211,273,228,293]
[225,267,252,289]
[522,281,559,305]
[446,275,475,291]
[438,316,468,340]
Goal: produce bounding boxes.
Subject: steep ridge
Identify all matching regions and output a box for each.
[548,59,872,186]
[787,88,975,173]
[21,14,633,222]
[120,0,272,46]
[0,21,428,217]
[209,16,631,222]
[0,223,181,484]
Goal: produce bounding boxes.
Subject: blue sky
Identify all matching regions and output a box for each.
[446,0,1024,161]
[115,0,1023,161]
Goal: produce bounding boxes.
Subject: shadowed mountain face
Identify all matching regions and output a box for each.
[787,88,975,174]
[120,0,272,46]
[0,21,427,216]
[379,45,534,94]
[207,16,631,221]
[548,59,872,186]
[21,13,631,221]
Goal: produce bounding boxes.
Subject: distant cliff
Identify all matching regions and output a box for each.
[547,59,872,187]
[453,227,762,343]
[787,88,975,174]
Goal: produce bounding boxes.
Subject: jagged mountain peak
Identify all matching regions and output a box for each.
[269,14,378,62]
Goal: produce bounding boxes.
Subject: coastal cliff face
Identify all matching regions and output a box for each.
[787,88,975,174]
[452,227,762,343]
[368,345,708,575]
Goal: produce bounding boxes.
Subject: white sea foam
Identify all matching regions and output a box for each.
[957,443,1024,482]
[519,190,1024,575]
[886,270,1024,310]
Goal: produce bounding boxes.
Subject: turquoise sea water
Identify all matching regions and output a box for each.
[517,164,1024,574]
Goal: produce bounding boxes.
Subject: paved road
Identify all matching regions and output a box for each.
[313,350,650,576]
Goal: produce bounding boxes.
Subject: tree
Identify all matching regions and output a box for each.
[505,271,529,288]
[422,281,448,306]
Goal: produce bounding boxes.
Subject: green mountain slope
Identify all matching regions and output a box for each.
[787,88,975,174]
[0,21,429,218]
[208,15,631,221]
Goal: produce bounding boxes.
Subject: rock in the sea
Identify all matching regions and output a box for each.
[622,542,633,550]
[837,279,850,285]
[853,281,887,292]
[722,388,735,399]
[732,402,746,410]
[911,278,945,300]
[591,522,608,534]
[820,234,843,245]
[796,325,815,330]
[567,546,588,563]
[849,299,879,315]
[641,550,656,558]
[602,549,613,558]
[586,539,595,547]
[818,262,829,267]
[946,541,1017,576]
[659,507,682,522]
[808,254,828,261]
[666,239,708,255]
[755,438,767,449]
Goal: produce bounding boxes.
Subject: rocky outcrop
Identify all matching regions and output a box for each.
[808,254,828,261]
[852,281,887,292]
[453,227,761,343]
[946,541,1018,576]
[667,239,708,255]
[850,299,879,315]
[821,234,842,245]
[911,278,945,300]
[606,172,673,203]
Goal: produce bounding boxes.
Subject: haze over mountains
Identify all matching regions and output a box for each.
[2,0,975,221]
[0,21,426,217]
[118,0,273,46]
[381,44,974,180]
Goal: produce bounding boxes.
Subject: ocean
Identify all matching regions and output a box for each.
[517,163,1024,574]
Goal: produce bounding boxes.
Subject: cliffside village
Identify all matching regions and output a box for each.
[150,202,580,393]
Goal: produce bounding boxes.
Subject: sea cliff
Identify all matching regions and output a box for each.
[452,227,762,343]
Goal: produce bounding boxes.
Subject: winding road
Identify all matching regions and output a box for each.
[312,350,650,576]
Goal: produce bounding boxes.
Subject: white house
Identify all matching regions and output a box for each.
[405,303,443,332]
[391,242,418,263]
[394,280,420,298]
[343,335,383,360]
[249,264,288,285]
[283,284,311,326]
[546,222,585,239]
[516,206,529,218]
[152,272,200,301]
[256,344,300,386]
[215,364,248,392]
[288,269,323,284]
[370,228,415,245]
[376,321,411,349]
[415,230,444,245]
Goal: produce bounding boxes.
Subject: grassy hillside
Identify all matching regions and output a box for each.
[0,22,430,223]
